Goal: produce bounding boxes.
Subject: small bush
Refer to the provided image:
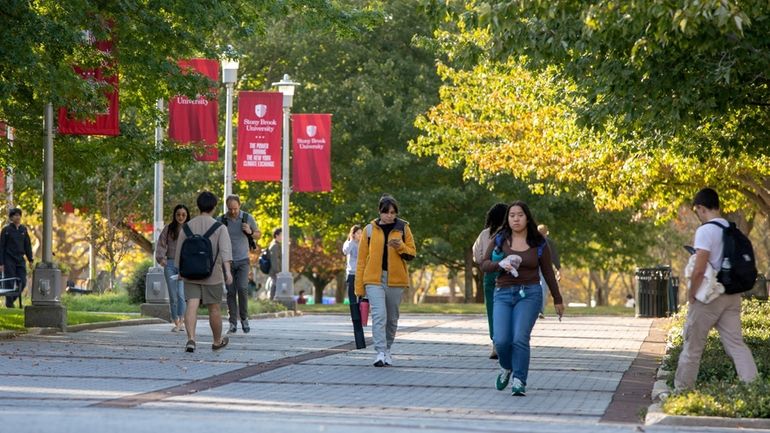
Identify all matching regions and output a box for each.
[125,259,153,304]
[664,299,770,417]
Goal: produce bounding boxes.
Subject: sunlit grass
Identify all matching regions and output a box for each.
[0,308,134,331]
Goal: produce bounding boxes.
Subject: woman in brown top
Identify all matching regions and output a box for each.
[480,201,565,396]
[155,204,190,332]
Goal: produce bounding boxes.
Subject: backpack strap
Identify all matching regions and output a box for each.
[705,221,728,230]
[203,222,222,239]
[366,222,406,242]
[537,240,546,258]
[182,223,193,238]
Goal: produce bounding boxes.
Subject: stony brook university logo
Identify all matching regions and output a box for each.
[254,104,267,118]
[306,125,317,137]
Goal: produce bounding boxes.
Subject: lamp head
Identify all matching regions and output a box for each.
[271,74,301,108]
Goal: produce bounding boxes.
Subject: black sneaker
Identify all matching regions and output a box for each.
[227,323,237,334]
[185,340,196,353]
[241,320,250,333]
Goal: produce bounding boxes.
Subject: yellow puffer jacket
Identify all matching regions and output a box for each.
[354,218,416,296]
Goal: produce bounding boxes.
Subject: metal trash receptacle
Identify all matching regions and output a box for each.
[635,266,672,318]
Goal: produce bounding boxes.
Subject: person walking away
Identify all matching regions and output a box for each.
[674,187,758,391]
[267,228,282,300]
[0,208,33,308]
[343,224,365,348]
[175,191,232,353]
[220,195,260,334]
[355,194,416,367]
[537,224,561,318]
[155,204,190,332]
[472,203,508,359]
[481,201,564,396]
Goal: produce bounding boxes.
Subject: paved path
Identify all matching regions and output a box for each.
[0,314,759,432]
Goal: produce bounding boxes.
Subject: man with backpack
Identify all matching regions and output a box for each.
[175,191,233,353]
[674,188,758,391]
[221,195,260,334]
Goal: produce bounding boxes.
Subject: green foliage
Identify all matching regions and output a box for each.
[125,259,153,304]
[60,292,140,313]
[663,299,770,417]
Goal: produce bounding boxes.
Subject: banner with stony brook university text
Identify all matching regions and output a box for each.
[236,91,282,181]
[168,59,219,161]
[292,114,332,192]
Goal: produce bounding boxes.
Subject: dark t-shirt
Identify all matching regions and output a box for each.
[378,222,395,271]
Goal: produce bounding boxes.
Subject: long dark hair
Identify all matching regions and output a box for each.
[497,201,544,248]
[484,202,508,238]
[168,204,191,240]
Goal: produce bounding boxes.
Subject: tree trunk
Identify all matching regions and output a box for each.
[464,247,474,303]
[448,270,457,303]
[334,271,346,304]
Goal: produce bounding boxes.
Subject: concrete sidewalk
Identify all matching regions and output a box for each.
[0,314,760,433]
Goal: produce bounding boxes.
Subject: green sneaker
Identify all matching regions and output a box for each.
[511,377,526,396]
[496,369,511,391]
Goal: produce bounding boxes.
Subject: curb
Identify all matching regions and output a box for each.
[646,401,770,429]
[646,362,770,428]
[0,310,302,336]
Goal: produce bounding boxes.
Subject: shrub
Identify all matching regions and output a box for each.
[125,259,153,304]
[663,299,770,417]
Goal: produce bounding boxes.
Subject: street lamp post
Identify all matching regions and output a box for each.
[222,57,239,214]
[271,74,300,307]
[26,103,66,329]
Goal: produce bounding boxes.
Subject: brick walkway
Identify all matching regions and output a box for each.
[0,314,745,433]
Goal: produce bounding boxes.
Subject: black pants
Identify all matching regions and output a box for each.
[3,260,26,308]
[347,274,366,349]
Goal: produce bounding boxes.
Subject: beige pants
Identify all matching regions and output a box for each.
[674,293,758,391]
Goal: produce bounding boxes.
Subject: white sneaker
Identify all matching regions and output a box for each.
[373,352,386,367]
[384,350,393,366]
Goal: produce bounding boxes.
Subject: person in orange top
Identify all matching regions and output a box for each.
[355,194,416,367]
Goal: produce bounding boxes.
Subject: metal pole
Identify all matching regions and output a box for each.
[223,81,234,214]
[42,103,54,265]
[280,105,290,274]
[5,125,13,208]
[153,99,164,248]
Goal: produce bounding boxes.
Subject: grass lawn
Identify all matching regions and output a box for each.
[299,303,635,316]
[0,308,135,331]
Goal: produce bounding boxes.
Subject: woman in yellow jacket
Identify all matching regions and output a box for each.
[355,194,416,367]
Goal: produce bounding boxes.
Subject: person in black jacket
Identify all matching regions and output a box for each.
[0,208,33,308]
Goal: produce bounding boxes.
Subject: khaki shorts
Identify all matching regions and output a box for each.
[184,282,223,305]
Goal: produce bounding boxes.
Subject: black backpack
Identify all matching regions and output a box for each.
[258,248,271,274]
[178,222,222,280]
[706,221,758,294]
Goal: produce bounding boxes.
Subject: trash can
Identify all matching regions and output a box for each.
[668,276,680,315]
[743,274,768,301]
[635,266,672,318]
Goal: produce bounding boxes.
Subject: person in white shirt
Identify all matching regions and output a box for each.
[674,188,757,391]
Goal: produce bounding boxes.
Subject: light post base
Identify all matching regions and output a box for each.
[274,272,296,310]
[25,264,67,330]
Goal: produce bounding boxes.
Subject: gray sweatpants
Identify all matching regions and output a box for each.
[365,271,403,354]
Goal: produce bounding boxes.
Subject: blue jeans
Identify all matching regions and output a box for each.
[163,259,185,321]
[493,284,542,386]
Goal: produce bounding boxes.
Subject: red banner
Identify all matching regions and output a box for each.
[58,34,119,136]
[292,114,332,192]
[168,59,219,161]
[236,92,282,181]
[0,121,6,138]
[0,169,4,194]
